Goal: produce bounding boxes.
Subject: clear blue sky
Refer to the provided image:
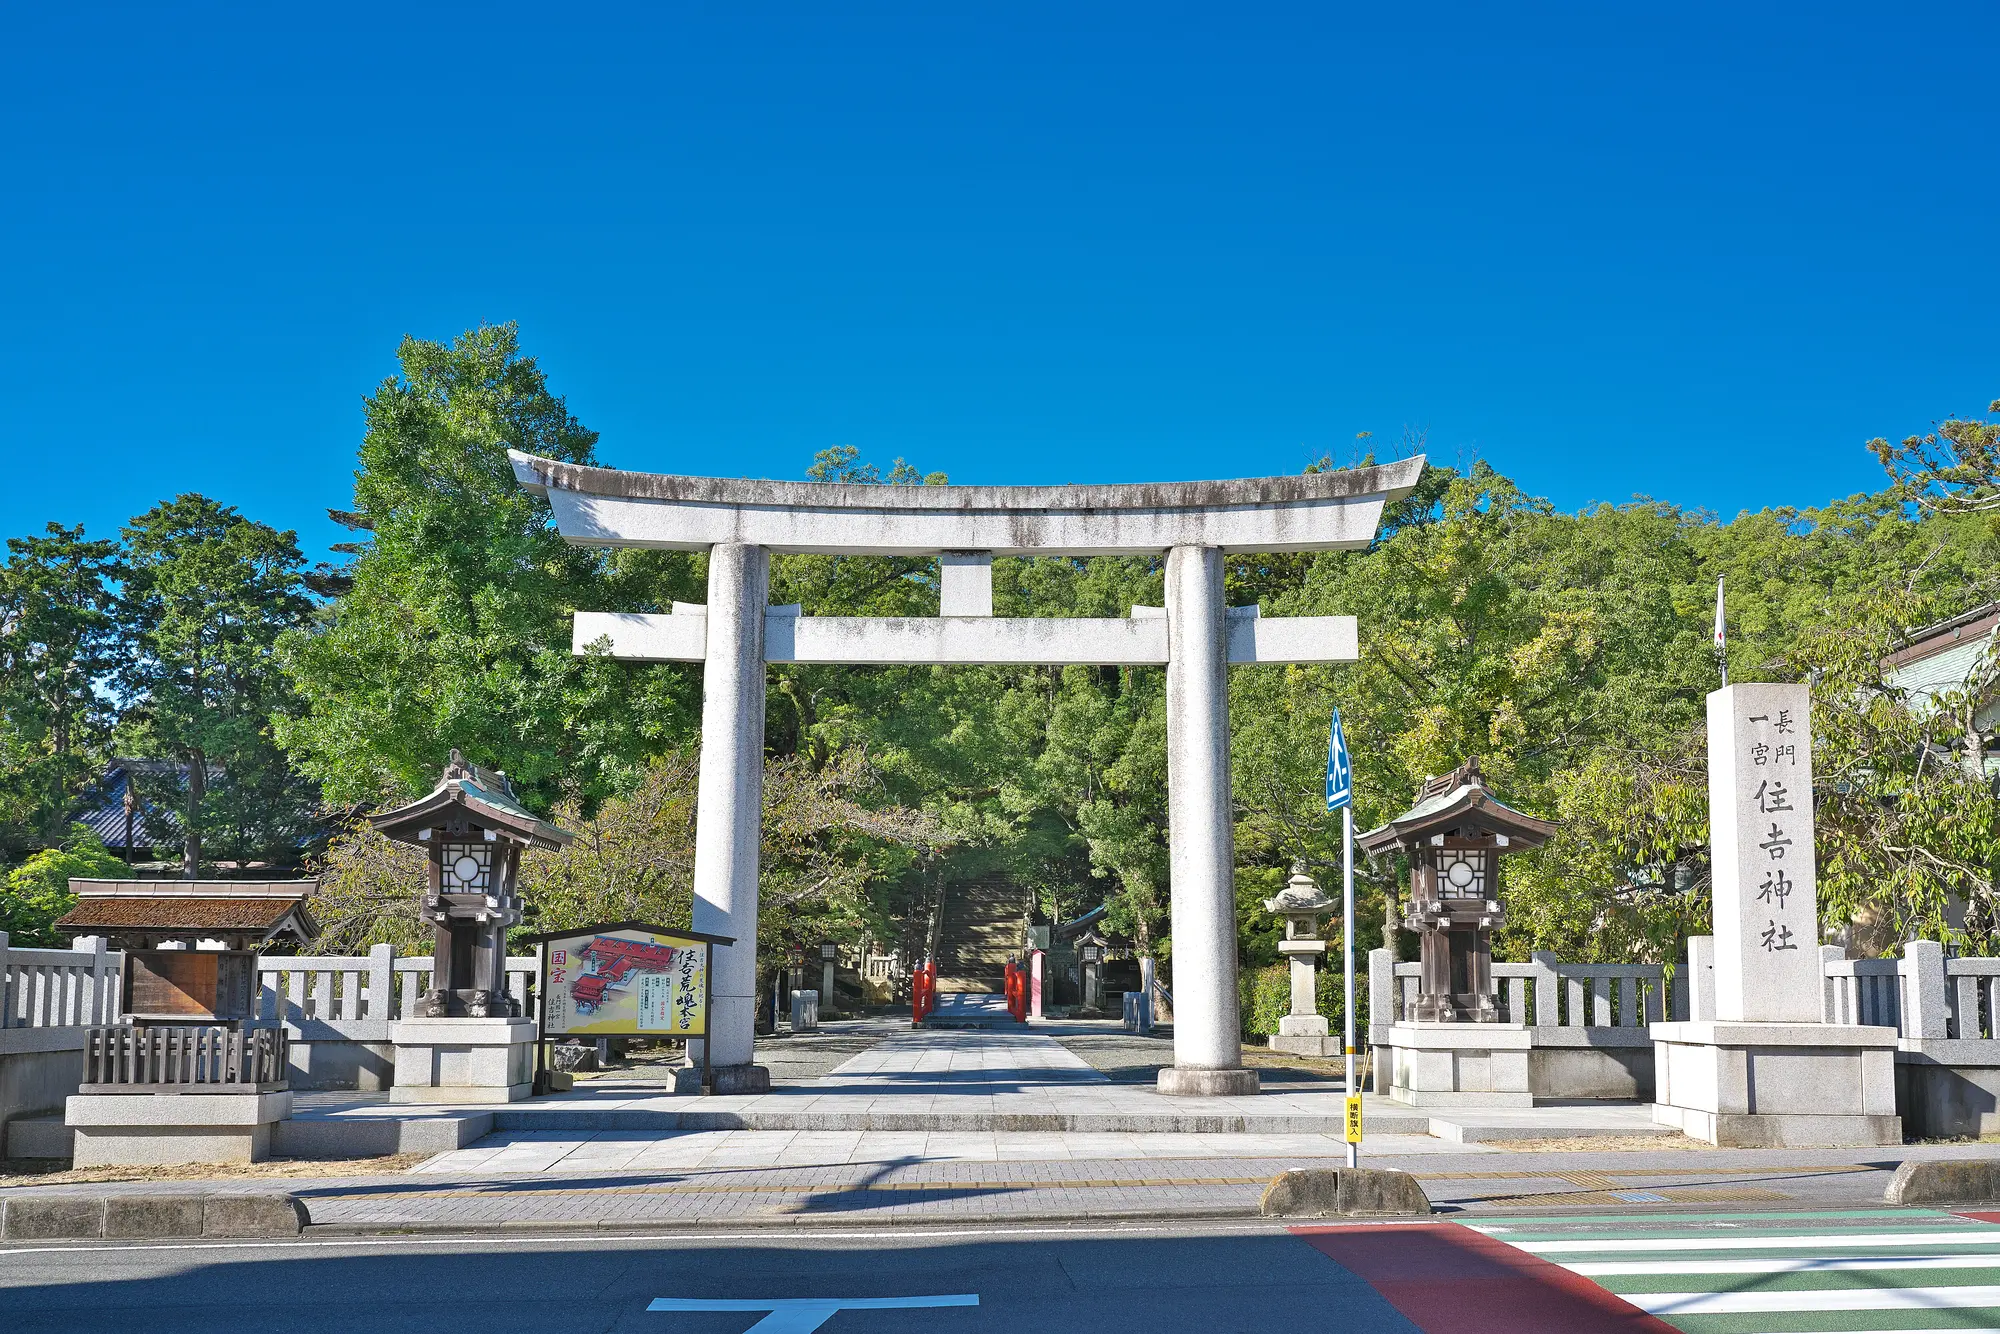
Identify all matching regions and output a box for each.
[3,3,1995,565]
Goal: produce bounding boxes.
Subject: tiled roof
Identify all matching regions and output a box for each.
[56,896,312,932]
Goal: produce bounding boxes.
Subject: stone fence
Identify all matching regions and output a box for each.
[0,933,124,1145]
[1368,949,1667,1099]
[0,939,539,1110]
[254,948,540,1090]
[1815,939,2000,1138]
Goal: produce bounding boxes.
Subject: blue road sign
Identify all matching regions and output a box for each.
[1326,708,1352,812]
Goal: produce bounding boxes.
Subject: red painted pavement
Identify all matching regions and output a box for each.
[1292,1223,1677,1333]
[1960,1212,2000,1225]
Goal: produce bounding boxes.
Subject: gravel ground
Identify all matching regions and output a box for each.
[1052,1026,1367,1089]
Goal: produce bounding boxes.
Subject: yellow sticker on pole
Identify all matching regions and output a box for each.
[1344,1095,1364,1144]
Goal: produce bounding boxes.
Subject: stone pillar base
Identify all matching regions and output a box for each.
[389,1018,535,1104]
[1650,1020,1902,1147]
[1382,1021,1532,1108]
[1268,1033,1342,1057]
[705,1063,772,1095]
[1157,1067,1260,1097]
[66,1091,292,1167]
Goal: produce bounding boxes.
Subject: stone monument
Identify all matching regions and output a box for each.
[1264,867,1340,1057]
[372,751,574,1104]
[1360,759,1557,1108]
[1650,684,1902,1146]
[512,449,1423,1095]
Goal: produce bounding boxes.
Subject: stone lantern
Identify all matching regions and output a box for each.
[1359,758,1557,1109]
[1359,758,1555,1024]
[1263,866,1338,1057]
[371,750,573,1103]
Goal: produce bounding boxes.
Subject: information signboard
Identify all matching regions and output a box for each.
[525,922,733,1039]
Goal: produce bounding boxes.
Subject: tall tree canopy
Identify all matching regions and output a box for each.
[115,495,314,874]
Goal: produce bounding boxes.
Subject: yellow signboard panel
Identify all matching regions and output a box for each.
[541,927,710,1038]
[1344,1095,1364,1144]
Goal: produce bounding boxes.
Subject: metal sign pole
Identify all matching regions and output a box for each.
[1343,802,1358,1168]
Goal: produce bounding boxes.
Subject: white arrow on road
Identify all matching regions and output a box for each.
[649,1294,979,1333]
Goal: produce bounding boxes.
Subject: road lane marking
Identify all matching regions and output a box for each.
[648,1295,977,1333]
[1510,1230,2000,1253]
[1565,1254,2000,1276]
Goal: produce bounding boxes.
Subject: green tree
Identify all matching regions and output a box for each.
[0,524,120,856]
[277,324,702,812]
[1,824,131,946]
[116,495,315,874]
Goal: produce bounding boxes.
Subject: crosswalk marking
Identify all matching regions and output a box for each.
[1487,1229,2000,1254]
[1461,1209,2000,1332]
[1568,1254,2000,1276]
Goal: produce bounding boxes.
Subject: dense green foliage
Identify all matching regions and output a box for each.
[0,825,130,946]
[2,323,1994,1005]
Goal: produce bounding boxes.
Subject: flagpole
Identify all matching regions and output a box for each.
[1343,801,1357,1168]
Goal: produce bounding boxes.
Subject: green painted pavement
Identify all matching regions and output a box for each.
[1466,1209,2000,1333]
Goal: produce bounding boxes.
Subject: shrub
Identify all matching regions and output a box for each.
[1,825,131,947]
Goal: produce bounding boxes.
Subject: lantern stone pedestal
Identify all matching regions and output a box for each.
[388,1018,536,1104]
[67,1091,293,1167]
[1381,1021,1534,1109]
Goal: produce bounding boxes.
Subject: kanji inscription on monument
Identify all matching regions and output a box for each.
[1709,683,1819,1023]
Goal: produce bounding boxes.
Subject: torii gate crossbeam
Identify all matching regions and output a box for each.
[513,450,1424,1096]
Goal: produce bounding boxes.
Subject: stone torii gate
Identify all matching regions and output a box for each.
[512,450,1423,1095]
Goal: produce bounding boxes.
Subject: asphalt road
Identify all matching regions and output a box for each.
[0,1221,1419,1334]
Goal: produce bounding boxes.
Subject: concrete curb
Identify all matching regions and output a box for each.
[1886,1158,2000,1206]
[0,1193,306,1241]
[1259,1168,1434,1218]
[301,1203,1266,1236]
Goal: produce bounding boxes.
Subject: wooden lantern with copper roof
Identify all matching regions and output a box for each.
[1359,758,1557,1023]
[371,750,573,1019]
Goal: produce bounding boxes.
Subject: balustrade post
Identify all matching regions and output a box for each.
[367,943,396,1030]
[1529,951,1560,1027]
[1901,939,1948,1040]
[1820,944,1845,1022]
[1367,948,1395,1037]
[0,930,10,1030]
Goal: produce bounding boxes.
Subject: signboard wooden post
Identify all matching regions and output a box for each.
[519,921,734,1090]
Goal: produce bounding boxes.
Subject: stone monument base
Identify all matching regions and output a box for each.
[1157,1067,1260,1097]
[1381,1021,1533,1109]
[1268,1013,1342,1058]
[705,1063,772,1095]
[67,1091,292,1167]
[1650,1020,1902,1147]
[389,1018,535,1104]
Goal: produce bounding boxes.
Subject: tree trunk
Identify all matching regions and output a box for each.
[182,751,204,878]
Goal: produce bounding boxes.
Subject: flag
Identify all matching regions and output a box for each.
[1713,575,1726,653]
[1325,708,1353,812]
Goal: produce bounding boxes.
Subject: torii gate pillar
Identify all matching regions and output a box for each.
[688,542,770,1089]
[1159,545,1254,1095]
[513,450,1422,1096]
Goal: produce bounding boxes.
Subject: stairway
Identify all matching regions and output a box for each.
[933,875,1027,993]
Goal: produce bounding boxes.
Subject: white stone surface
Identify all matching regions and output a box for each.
[1709,684,1820,1023]
[1686,934,1717,1020]
[66,1091,291,1167]
[1381,1022,1534,1109]
[389,1018,535,1104]
[574,609,1359,667]
[1649,1019,1901,1146]
[1163,546,1244,1081]
[513,451,1426,556]
[689,542,768,1075]
[938,553,993,616]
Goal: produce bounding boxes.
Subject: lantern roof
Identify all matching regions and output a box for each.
[1356,757,1557,854]
[371,749,575,851]
[1264,867,1335,915]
